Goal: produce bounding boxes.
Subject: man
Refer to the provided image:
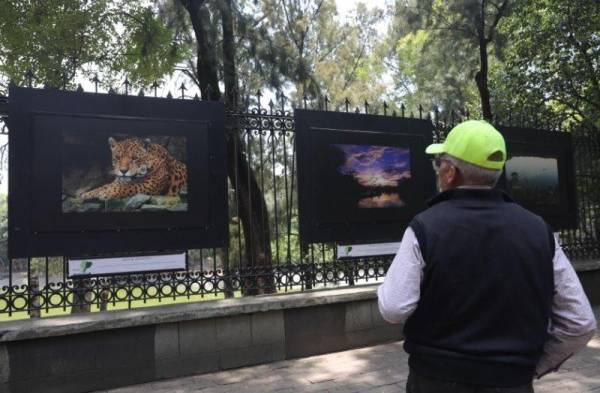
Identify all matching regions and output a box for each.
[378,120,596,393]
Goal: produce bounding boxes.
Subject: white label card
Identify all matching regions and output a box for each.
[337,242,401,258]
[68,253,186,277]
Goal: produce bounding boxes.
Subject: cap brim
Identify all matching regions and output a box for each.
[425,143,445,155]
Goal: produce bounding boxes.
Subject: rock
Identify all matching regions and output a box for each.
[125,194,151,210]
[62,198,102,213]
[167,203,187,212]
[140,204,166,212]
[149,196,181,206]
[79,203,102,212]
[62,198,80,213]
[106,198,128,211]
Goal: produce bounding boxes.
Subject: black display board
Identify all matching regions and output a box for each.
[296,109,436,244]
[497,126,577,230]
[8,86,228,258]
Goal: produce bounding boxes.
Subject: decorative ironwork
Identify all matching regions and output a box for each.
[0,79,597,319]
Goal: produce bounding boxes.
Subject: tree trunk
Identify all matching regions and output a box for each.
[475,24,493,120]
[181,0,274,295]
[71,278,91,313]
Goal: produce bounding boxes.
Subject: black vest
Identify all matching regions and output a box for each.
[404,188,555,387]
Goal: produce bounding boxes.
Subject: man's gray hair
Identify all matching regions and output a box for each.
[443,154,502,187]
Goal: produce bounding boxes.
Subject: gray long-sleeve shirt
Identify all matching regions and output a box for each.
[377,227,597,378]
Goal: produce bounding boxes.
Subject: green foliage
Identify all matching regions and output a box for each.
[0,0,186,91]
[491,0,600,131]
[388,0,511,117]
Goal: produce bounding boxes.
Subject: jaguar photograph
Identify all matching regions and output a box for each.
[62,132,188,213]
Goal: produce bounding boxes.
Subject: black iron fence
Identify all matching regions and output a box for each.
[0,82,598,319]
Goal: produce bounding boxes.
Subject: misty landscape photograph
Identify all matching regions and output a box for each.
[505,155,560,208]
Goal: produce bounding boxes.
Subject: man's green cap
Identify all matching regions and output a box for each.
[425,120,506,170]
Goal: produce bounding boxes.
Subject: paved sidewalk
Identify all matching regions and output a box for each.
[99,311,600,393]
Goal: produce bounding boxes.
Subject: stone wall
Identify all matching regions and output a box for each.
[0,286,401,393]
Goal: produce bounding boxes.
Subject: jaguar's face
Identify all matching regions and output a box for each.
[108,137,151,181]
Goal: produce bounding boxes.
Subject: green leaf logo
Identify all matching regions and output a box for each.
[80,260,93,274]
[345,246,353,255]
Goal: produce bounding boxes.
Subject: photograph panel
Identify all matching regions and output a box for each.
[62,131,188,213]
[505,155,559,208]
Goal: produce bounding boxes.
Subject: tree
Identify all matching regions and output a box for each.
[490,0,600,132]
[0,0,186,91]
[390,0,511,119]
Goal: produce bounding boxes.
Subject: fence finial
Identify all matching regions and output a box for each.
[383,101,388,116]
[138,88,145,97]
[151,80,159,97]
[92,74,100,93]
[76,84,84,93]
[123,77,130,95]
[268,99,274,114]
[324,95,330,111]
[303,94,308,109]
[364,100,369,114]
[418,104,423,119]
[166,90,173,99]
[401,103,406,117]
[345,98,350,113]
[25,69,34,88]
[179,82,187,99]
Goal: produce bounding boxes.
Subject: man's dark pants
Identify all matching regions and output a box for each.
[407,372,534,393]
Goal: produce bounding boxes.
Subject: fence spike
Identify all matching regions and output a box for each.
[25,69,34,88]
[256,89,262,109]
[324,95,330,111]
[268,99,274,114]
[280,92,286,112]
[355,106,360,114]
[91,74,100,93]
[76,84,84,93]
[364,100,369,114]
[166,91,173,99]
[193,93,200,100]
[138,88,145,97]
[401,103,406,118]
[383,101,388,116]
[108,87,116,95]
[345,98,350,112]
[303,94,308,109]
[418,104,423,119]
[151,81,159,97]
[179,82,187,99]
[123,77,130,95]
